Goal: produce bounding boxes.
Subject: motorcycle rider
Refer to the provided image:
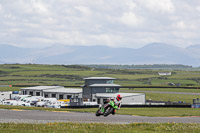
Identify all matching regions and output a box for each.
[104,94,122,115]
[112,94,122,115]
[97,94,122,116]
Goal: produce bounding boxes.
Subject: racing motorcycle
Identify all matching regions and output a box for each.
[95,100,118,117]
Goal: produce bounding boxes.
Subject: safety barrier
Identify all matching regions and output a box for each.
[61,105,99,108]
[121,104,191,108]
[61,104,191,108]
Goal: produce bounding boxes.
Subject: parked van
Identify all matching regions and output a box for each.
[23,96,43,106]
[36,98,57,107]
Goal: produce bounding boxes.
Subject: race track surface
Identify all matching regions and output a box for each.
[0,109,200,124]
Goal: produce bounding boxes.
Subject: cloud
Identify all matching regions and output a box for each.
[138,0,175,13]
[120,12,143,27]
[0,0,200,49]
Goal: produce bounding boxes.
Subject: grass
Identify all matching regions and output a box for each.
[0,87,20,91]
[1,105,200,117]
[120,89,200,104]
[121,88,200,93]
[1,64,200,86]
[145,93,198,104]
[117,108,200,117]
[151,79,199,86]
[0,122,200,133]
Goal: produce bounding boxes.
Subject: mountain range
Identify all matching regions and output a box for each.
[0,43,200,66]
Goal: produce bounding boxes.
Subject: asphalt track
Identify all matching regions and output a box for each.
[0,109,200,124]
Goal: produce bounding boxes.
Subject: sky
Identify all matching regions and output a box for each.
[0,0,200,49]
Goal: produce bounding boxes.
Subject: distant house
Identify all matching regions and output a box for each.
[158,72,171,76]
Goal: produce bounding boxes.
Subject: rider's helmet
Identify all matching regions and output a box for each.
[116,94,122,101]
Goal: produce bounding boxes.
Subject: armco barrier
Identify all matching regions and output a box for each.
[61,104,191,108]
[121,104,191,108]
[61,105,99,108]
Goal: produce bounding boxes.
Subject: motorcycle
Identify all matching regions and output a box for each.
[96,100,118,117]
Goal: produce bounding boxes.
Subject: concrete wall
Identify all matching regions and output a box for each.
[121,94,146,104]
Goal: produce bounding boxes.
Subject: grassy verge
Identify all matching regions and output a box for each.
[117,108,200,117]
[145,93,198,104]
[1,105,200,117]
[120,89,199,104]
[121,88,200,93]
[0,87,20,91]
[0,122,200,133]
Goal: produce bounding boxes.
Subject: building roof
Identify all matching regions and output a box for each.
[43,88,82,94]
[95,93,145,98]
[21,86,64,90]
[89,84,121,87]
[83,77,116,80]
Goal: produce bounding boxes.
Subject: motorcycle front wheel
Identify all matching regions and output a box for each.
[103,106,114,117]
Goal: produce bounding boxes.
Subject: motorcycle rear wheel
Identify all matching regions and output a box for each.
[95,109,101,116]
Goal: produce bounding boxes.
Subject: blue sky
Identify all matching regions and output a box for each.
[0,0,200,48]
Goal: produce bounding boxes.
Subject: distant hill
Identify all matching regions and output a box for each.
[0,44,33,63]
[0,43,200,66]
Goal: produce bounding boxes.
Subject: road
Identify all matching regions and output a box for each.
[0,109,200,124]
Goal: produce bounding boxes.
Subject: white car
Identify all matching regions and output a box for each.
[2,100,18,105]
[17,101,31,106]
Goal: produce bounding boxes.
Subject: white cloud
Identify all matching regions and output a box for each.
[0,4,2,11]
[32,1,49,15]
[74,6,92,16]
[0,0,200,49]
[138,0,175,13]
[125,0,136,10]
[175,21,187,30]
[120,12,143,27]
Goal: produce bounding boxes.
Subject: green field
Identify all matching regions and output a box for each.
[1,122,200,133]
[0,64,200,87]
[0,64,200,104]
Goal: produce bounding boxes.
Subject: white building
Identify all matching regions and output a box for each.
[95,93,145,105]
[21,86,63,96]
[20,86,82,100]
[43,88,82,99]
[20,77,146,105]
[158,72,171,76]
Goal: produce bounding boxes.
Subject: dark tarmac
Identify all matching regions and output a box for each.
[0,109,200,124]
